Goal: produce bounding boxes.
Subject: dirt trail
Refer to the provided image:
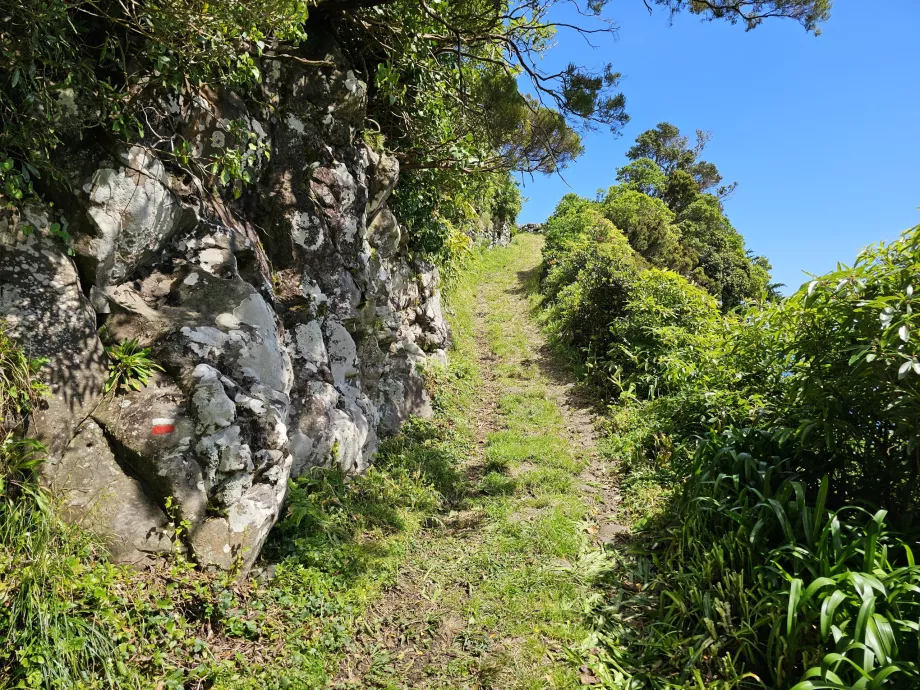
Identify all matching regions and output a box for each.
[334,234,623,689]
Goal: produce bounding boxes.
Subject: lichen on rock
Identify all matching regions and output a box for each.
[0,34,451,575]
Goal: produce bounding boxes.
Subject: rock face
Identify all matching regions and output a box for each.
[0,37,449,572]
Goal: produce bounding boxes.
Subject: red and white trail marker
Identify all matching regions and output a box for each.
[151,418,177,435]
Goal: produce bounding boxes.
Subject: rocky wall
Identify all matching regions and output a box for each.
[0,36,449,573]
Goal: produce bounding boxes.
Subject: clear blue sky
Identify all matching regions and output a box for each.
[518,2,920,293]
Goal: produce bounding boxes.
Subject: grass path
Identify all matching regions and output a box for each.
[333,234,623,689]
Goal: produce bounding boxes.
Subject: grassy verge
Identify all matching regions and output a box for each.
[3,235,610,689]
[1,287,479,688]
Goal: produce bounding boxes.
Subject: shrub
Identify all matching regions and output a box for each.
[593,428,920,689]
[104,339,163,395]
[540,178,920,689]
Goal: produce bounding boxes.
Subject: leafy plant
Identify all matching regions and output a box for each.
[0,327,47,434]
[541,177,920,687]
[590,429,920,689]
[104,339,164,394]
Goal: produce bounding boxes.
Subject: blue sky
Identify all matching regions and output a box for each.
[518,2,920,293]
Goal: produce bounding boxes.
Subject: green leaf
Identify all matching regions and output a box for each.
[820,590,847,640]
[787,578,803,637]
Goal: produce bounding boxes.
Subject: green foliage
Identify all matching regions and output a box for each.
[592,429,920,689]
[615,123,776,307]
[541,172,920,687]
[545,124,776,309]
[721,229,920,528]
[0,0,314,188]
[267,417,470,577]
[650,0,831,34]
[0,327,47,435]
[103,339,164,395]
[490,173,524,226]
[602,269,723,400]
[541,195,721,400]
[602,188,686,271]
[344,1,628,177]
[542,198,641,360]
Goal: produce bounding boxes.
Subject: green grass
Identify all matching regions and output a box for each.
[2,234,604,689]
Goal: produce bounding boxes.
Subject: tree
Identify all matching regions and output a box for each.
[334,1,629,177]
[604,124,775,308]
[647,0,831,34]
[626,122,737,203]
[615,158,668,197]
[602,188,688,272]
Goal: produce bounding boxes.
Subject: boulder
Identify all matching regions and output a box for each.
[367,207,401,259]
[55,420,173,565]
[366,152,400,224]
[0,208,107,457]
[76,146,195,312]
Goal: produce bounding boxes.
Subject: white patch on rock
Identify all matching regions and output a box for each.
[231,294,294,395]
[302,279,329,306]
[286,114,306,134]
[294,321,328,365]
[84,146,182,307]
[291,212,324,251]
[210,130,226,149]
[198,247,231,274]
[216,312,241,330]
[181,326,229,357]
[192,378,236,435]
[324,321,359,388]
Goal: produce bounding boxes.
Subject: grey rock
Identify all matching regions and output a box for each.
[367,207,401,259]
[367,153,400,224]
[10,33,455,576]
[0,208,107,457]
[77,146,192,312]
[55,420,173,565]
[92,376,206,526]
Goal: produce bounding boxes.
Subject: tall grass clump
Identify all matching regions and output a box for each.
[0,325,126,688]
[539,195,920,687]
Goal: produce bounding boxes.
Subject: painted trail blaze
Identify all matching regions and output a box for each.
[151,418,176,435]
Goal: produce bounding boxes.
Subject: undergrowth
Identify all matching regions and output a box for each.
[0,306,477,689]
[538,197,920,688]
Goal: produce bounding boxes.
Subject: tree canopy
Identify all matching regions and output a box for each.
[559,123,776,308]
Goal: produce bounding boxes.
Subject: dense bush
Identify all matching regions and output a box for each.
[593,428,920,689]
[559,123,778,310]
[542,194,723,402]
[540,177,920,687]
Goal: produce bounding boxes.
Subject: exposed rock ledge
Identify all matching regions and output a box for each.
[0,37,449,573]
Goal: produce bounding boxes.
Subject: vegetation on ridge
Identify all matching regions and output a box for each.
[538,137,920,688]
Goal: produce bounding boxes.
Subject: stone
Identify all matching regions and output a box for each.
[0,209,107,457]
[191,480,288,571]
[367,207,401,259]
[191,378,236,435]
[77,146,192,312]
[367,153,400,224]
[92,377,206,526]
[55,420,173,565]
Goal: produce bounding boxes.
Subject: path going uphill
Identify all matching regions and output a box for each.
[334,234,624,689]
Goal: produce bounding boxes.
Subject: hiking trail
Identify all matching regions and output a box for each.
[334,234,625,689]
